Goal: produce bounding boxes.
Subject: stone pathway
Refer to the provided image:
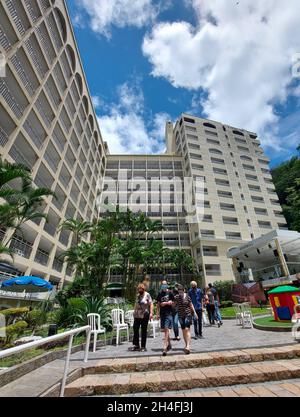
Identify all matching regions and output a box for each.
[0,320,297,397]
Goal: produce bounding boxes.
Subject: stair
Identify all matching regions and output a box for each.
[64,345,300,397]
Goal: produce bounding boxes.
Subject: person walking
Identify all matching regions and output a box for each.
[208,283,223,326]
[174,285,198,354]
[131,283,153,352]
[157,280,174,356]
[205,286,216,325]
[188,281,204,339]
[170,284,180,341]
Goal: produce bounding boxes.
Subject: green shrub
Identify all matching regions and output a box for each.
[213,280,235,302]
[1,307,29,326]
[0,320,28,346]
[25,309,47,333]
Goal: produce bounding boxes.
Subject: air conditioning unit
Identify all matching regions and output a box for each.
[15,249,25,257]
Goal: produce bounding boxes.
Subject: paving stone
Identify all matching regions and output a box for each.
[278,382,300,395]
[232,386,257,397]
[218,388,239,397]
[248,385,277,397]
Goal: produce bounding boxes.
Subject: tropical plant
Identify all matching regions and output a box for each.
[58,219,92,244]
[212,280,235,301]
[272,147,300,231]
[25,309,47,334]
[54,296,112,330]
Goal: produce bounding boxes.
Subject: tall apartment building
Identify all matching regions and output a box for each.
[0,0,106,296]
[0,0,288,302]
[100,114,288,284]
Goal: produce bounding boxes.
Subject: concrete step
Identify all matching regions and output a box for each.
[65,358,300,396]
[82,345,300,376]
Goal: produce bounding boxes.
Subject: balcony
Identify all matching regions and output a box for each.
[44,222,56,237]
[46,12,63,52]
[0,79,24,119]
[24,0,41,23]
[35,98,52,128]
[5,0,28,36]
[24,37,48,80]
[0,26,12,51]
[0,126,9,147]
[10,55,35,97]
[53,257,63,273]
[35,23,56,65]
[10,235,33,258]
[34,248,49,266]
[23,119,45,150]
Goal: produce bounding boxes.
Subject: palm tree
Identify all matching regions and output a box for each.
[1,179,54,245]
[59,219,92,244]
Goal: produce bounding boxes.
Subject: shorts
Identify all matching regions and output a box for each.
[179,316,192,329]
[160,313,173,330]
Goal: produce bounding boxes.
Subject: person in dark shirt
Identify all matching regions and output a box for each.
[188,280,204,339]
[170,284,180,341]
[157,280,174,356]
[208,283,222,326]
[174,285,198,354]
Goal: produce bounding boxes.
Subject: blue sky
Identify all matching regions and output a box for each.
[66,0,300,166]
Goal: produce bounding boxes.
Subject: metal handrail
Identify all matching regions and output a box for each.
[0,325,91,397]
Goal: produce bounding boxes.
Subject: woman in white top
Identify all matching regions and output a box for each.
[131,283,153,352]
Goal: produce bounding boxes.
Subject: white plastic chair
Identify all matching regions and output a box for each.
[149,317,160,338]
[111,308,129,345]
[202,309,209,326]
[87,313,106,352]
[241,302,253,329]
[233,303,244,325]
[125,309,135,328]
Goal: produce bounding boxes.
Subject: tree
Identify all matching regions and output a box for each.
[165,248,196,283]
[272,147,300,231]
[58,219,92,244]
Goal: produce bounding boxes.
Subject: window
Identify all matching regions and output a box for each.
[187,134,198,141]
[223,217,239,225]
[205,264,221,276]
[201,230,215,238]
[202,214,213,222]
[190,153,202,160]
[215,179,230,186]
[218,190,233,198]
[225,231,242,240]
[188,143,200,150]
[238,146,250,153]
[209,148,223,155]
[240,155,253,161]
[184,117,195,124]
[220,203,235,211]
[211,157,225,165]
[258,221,272,229]
[246,174,258,181]
[233,130,244,136]
[248,184,261,192]
[203,122,216,129]
[255,208,268,215]
[207,138,220,145]
[243,164,255,171]
[203,246,218,256]
[213,167,227,175]
[205,130,218,137]
[235,138,247,144]
[191,163,204,171]
[251,195,264,203]
[186,126,197,132]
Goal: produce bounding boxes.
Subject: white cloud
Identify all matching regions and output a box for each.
[142,0,300,151]
[97,82,170,154]
[75,0,162,37]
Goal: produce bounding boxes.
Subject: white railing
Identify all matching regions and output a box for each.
[0,325,91,397]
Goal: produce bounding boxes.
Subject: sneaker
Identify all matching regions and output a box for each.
[198,335,204,339]
[194,336,198,340]
[218,322,221,328]
[130,346,140,351]
[140,348,147,352]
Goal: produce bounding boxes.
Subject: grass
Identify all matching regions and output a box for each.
[0,327,133,368]
[221,306,270,318]
[253,316,293,328]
